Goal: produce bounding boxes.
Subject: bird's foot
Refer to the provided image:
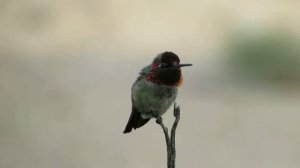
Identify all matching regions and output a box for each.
[173,103,180,117]
[156,116,163,124]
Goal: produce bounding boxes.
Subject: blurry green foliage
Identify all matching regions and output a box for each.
[226,29,300,85]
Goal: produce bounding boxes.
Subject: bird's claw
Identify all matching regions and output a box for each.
[173,103,180,117]
[156,116,163,124]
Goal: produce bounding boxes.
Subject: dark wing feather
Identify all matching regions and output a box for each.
[123,106,150,134]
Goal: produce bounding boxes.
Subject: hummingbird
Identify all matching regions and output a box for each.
[123,51,192,133]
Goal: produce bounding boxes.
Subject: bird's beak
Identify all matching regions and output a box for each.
[174,63,192,68]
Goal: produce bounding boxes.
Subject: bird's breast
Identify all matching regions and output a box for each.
[132,78,178,119]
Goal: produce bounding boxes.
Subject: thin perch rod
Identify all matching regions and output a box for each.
[156,103,180,168]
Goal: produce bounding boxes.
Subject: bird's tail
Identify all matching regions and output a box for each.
[123,107,150,133]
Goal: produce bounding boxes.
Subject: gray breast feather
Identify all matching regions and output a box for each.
[132,78,178,119]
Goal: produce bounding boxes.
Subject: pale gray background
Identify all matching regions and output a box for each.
[0,1,299,168]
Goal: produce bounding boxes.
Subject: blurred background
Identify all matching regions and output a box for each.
[0,0,300,168]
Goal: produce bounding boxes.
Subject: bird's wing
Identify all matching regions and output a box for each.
[123,65,152,134]
[123,106,150,133]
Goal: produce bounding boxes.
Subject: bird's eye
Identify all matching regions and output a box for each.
[158,63,168,68]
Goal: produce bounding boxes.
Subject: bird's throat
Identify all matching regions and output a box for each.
[146,69,182,86]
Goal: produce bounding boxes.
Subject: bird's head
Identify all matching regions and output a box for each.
[147,51,192,86]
